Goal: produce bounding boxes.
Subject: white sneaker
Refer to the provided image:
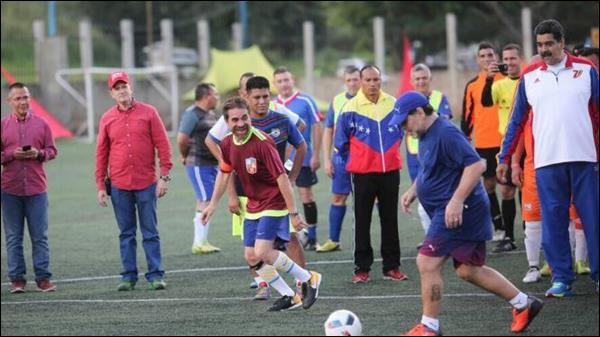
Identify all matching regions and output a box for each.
[523,267,541,283]
[492,230,506,242]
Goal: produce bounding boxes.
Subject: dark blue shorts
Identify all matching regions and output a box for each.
[296,166,318,188]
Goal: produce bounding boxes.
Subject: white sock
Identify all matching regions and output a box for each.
[575,227,588,262]
[193,212,205,245]
[509,292,529,310]
[269,276,295,297]
[256,264,293,296]
[524,221,542,267]
[418,202,431,234]
[202,219,211,244]
[421,315,439,331]
[272,252,311,283]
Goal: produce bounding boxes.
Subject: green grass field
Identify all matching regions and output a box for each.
[1,138,598,336]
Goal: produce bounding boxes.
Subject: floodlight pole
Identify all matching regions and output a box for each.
[239,1,248,48]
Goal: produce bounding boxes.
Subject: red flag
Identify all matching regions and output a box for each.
[397,34,414,97]
[2,65,74,139]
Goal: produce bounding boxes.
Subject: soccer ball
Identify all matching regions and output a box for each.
[324,310,362,336]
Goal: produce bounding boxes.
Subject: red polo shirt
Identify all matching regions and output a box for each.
[1,112,57,196]
[95,100,172,191]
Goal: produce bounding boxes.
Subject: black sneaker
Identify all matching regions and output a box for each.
[267,294,302,311]
[301,271,322,309]
[493,238,517,253]
[304,238,317,251]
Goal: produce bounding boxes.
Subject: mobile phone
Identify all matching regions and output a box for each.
[22,145,31,151]
[497,63,508,75]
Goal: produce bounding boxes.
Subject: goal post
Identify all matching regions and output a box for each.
[55,65,179,143]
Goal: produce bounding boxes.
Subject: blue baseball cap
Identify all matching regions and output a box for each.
[390,91,429,127]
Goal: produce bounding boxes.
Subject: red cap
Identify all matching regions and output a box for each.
[108,71,130,89]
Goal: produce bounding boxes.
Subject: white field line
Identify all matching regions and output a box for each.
[1,250,526,286]
[1,292,505,306]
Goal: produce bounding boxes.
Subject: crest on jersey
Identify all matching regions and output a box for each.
[270,128,281,138]
[245,157,257,174]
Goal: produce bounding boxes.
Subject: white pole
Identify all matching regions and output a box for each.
[197,19,210,71]
[521,8,533,63]
[232,22,242,51]
[374,17,385,79]
[446,13,458,111]
[80,19,95,143]
[161,19,173,66]
[33,20,45,80]
[170,66,179,133]
[121,19,135,68]
[303,21,315,95]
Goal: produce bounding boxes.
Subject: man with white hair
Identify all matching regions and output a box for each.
[407,64,453,244]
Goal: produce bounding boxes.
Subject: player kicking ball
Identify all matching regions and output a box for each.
[393,92,542,336]
[202,97,322,311]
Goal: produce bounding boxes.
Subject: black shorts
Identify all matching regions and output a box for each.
[296,166,318,188]
[476,147,500,178]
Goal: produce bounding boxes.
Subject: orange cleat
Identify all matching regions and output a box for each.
[401,323,441,336]
[511,295,543,333]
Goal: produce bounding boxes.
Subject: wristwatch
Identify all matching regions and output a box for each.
[289,212,299,218]
[160,175,172,182]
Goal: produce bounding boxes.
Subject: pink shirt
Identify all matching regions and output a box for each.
[1,112,57,196]
[95,100,172,191]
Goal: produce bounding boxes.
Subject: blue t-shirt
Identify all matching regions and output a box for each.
[251,111,305,163]
[276,92,320,167]
[416,117,491,241]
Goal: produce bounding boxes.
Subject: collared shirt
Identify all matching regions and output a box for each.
[499,54,599,168]
[1,112,57,196]
[95,100,172,191]
[334,89,403,174]
[491,77,519,135]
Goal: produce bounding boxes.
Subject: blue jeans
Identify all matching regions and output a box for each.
[110,183,164,282]
[1,191,52,282]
